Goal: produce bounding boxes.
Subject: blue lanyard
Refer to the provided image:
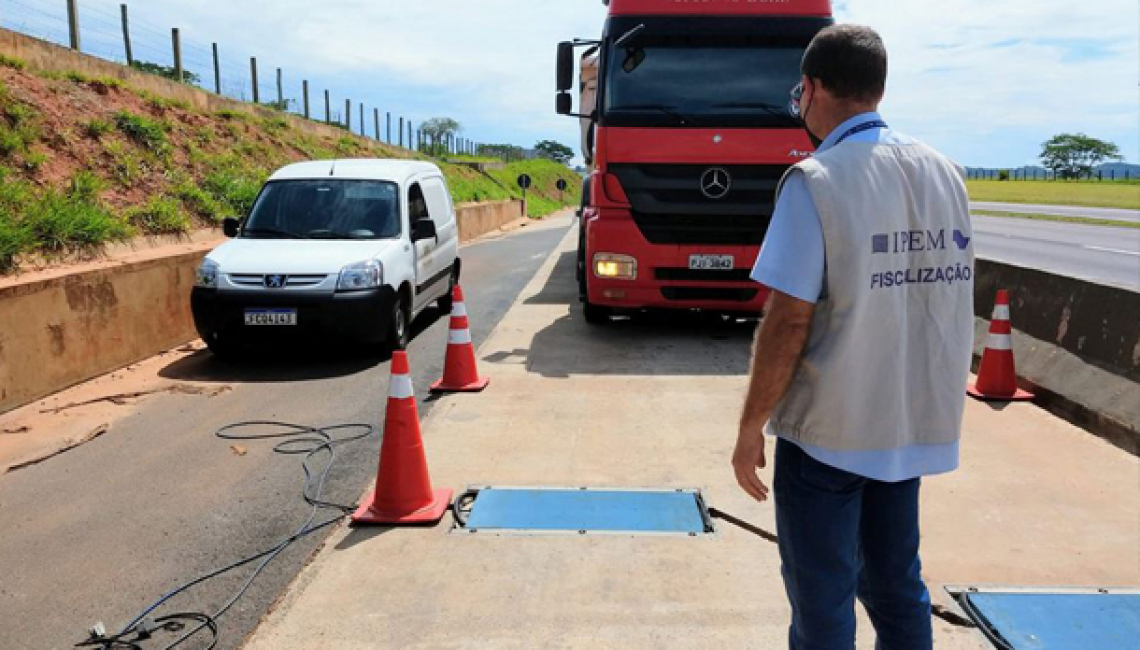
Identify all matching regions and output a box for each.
[834,120,889,146]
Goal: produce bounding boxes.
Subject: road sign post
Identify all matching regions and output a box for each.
[517,173,533,205]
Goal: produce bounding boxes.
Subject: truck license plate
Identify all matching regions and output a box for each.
[244,309,297,326]
[688,254,734,271]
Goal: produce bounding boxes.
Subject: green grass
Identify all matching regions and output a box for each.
[967,179,1140,210]
[113,111,170,154]
[0,54,27,70]
[172,175,225,222]
[125,196,190,234]
[16,172,132,254]
[0,93,40,158]
[82,118,113,140]
[102,139,145,185]
[972,209,1139,229]
[202,153,266,216]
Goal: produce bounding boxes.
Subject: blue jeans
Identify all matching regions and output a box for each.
[774,438,932,650]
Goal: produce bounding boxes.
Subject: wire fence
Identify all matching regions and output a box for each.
[966,168,1135,182]
[0,0,493,156]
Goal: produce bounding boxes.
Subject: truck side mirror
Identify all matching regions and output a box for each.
[556,92,572,115]
[222,217,240,238]
[556,42,574,92]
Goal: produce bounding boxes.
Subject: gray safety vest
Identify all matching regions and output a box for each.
[768,140,974,452]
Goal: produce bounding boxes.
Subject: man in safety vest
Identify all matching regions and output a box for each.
[733,24,974,649]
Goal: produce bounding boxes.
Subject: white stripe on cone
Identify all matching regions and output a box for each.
[992,305,1010,320]
[449,328,473,345]
[389,374,414,399]
[985,333,1013,351]
[451,302,467,317]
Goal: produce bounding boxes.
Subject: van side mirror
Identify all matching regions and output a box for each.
[411,219,437,243]
[556,42,574,92]
[222,217,240,238]
[556,92,572,115]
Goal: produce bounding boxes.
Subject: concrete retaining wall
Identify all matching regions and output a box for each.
[0,201,526,414]
[974,259,1139,454]
[0,28,385,145]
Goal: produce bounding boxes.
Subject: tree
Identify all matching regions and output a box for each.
[535,139,574,164]
[420,117,461,155]
[129,60,200,85]
[477,143,526,162]
[1040,133,1122,180]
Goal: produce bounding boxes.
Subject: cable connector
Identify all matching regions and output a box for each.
[134,617,158,639]
[87,622,106,641]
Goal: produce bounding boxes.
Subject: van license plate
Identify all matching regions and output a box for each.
[689,254,734,271]
[244,309,297,326]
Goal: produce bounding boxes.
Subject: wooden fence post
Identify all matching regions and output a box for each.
[324,90,331,123]
[399,117,404,147]
[359,103,365,136]
[345,99,351,130]
[120,4,133,65]
[171,29,183,84]
[386,112,391,143]
[276,68,284,109]
[66,0,81,50]
[212,43,221,94]
[302,80,310,118]
[374,108,380,140]
[250,57,259,103]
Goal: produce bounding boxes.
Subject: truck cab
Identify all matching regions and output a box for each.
[558,0,833,322]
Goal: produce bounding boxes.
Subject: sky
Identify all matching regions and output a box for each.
[2,0,1137,167]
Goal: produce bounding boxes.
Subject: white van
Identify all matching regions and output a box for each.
[191,159,461,356]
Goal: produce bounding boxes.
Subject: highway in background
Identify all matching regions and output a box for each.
[971,201,1140,224]
[972,214,1139,290]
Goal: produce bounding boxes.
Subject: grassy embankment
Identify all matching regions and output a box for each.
[966,179,1140,210]
[0,53,579,273]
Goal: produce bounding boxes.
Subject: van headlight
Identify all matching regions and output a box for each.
[337,259,383,291]
[196,259,219,288]
[593,253,637,280]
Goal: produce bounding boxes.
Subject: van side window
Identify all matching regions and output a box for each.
[422,177,454,227]
[408,183,431,223]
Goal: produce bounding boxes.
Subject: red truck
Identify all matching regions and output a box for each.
[557,0,833,322]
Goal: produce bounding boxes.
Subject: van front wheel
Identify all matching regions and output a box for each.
[386,297,410,351]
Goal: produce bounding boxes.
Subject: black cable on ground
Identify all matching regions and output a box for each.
[451,488,479,527]
[77,421,374,650]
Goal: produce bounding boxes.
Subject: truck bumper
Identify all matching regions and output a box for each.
[584,218,770,313]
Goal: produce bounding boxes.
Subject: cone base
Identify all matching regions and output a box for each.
[429,376,490,394]
[967,383,1035,402]
[350,488,454,525]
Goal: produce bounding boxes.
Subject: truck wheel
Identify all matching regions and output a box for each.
[386,297,410,351]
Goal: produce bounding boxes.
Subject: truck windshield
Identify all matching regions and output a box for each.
[603,35,809,128]
[242,180,401,240]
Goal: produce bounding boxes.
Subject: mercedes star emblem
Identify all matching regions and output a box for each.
[264,274,288,289]
[700,168,731,200]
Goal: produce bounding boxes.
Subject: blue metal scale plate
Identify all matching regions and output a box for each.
[963,590,1140,649]
[462,487,711,535]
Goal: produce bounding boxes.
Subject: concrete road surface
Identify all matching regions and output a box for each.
[973,215,1139,290]
[244,222,1139,649]
[0,216,572,650]
[971,201,1140,223]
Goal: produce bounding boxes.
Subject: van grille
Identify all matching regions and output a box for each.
[608,163,790,245]
[229,274,328,288]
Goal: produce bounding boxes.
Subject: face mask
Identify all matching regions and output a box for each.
[799,79,823,149]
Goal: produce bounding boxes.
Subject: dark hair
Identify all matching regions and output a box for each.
[801,25,887,104]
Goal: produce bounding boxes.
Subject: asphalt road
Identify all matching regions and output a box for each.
[0,216,571,650]
[972,214,1139,290]
[970,201,1140,223]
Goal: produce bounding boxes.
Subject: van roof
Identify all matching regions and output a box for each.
[268,159,442,183]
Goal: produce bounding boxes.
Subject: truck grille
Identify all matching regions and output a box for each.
[654,268,753,283]
[661,287,760,302]
[609,163,790,245]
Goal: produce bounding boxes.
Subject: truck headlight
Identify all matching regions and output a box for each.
[337,259,383,291]
[196,259,219,288]
[594,253,637,280]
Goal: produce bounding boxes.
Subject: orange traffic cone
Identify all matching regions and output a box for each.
[352,350,452,525]
[430,285,490,393]
[968,290,1034,402]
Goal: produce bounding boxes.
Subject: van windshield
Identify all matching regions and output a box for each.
[242,180,401,240]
